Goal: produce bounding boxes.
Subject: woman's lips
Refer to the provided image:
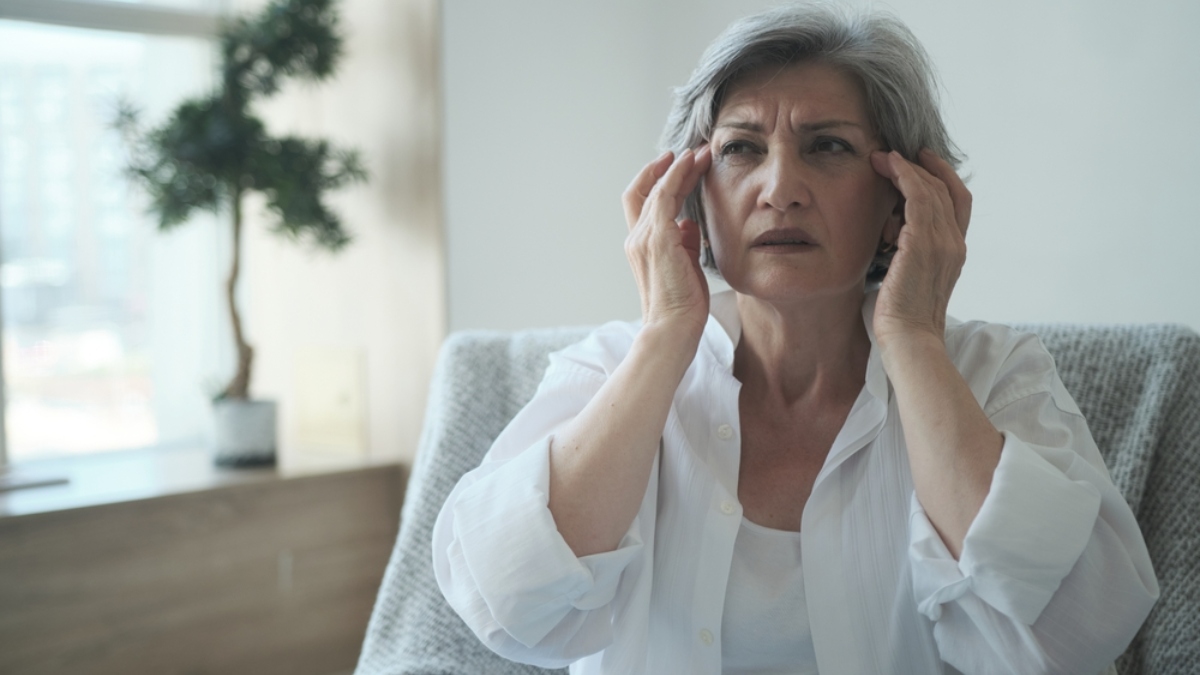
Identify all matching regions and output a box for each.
[750,227,817,249]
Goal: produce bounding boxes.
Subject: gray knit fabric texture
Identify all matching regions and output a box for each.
[354,324,1199,675]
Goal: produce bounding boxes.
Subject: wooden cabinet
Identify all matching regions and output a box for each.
[0,463,406,675]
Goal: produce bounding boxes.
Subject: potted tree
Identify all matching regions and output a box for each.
[117,0,366,466]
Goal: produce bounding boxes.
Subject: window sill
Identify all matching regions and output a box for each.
[0,444,393,518]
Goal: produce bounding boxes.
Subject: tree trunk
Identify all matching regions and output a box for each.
[222,185,254,400]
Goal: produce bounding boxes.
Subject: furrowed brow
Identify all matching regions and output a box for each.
[797,120,863,132]
[714,119,865,133]
[714,121,765,133]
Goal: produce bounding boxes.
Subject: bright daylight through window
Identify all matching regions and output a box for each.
[0,3,222,462]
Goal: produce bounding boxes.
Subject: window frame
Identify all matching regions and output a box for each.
[0,0,219,38]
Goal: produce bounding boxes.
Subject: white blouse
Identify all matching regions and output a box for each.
[432,289,1158,675]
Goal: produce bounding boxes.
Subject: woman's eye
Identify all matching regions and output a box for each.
[720,140,758,156]
[812,137,852,154]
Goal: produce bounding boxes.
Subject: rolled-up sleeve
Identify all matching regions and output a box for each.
[908,378,1159,674]
[441,434,643,649]
[911,430,1102,624]
[432,333,650,667]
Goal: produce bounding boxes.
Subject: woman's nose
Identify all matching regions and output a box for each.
[758,152,810,212]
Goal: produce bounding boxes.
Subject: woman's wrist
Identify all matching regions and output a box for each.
[635,319,705,378]
[878,329,947,375]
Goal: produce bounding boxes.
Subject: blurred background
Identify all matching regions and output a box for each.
[3,0,1197,469]
[0,0,1196,673]
[0,0,441,472]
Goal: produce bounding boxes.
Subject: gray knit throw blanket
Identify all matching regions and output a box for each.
[354,324,1200,675]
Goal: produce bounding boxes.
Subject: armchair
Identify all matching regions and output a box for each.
[355,324,1200,675]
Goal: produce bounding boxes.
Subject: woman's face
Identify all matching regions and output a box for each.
[702,62,900,304]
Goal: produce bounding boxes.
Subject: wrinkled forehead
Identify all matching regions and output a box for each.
[713,61,873,133]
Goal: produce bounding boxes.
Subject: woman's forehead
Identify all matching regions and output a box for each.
[716,62,869,129]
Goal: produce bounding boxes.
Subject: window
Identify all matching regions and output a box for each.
[0,1,226,464]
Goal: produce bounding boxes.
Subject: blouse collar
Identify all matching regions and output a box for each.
[702,287,891,406]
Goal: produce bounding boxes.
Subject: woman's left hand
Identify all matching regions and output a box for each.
[871,150,998,558]
[869,149,972,349]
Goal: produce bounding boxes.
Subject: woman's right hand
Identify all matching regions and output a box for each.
[538,147,713,558]
[622,147,713,350]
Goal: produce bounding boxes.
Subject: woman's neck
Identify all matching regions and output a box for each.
[733,289,872,408]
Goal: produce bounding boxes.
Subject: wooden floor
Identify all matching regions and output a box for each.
[0,463,406,675]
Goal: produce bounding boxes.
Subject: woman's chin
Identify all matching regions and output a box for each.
[724,268,865,306]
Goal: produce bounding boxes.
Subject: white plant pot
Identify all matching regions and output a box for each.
[213,398,277,467]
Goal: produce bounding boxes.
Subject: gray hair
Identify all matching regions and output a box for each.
[661,2,963,278]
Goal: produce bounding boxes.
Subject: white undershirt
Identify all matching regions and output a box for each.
[721,517,818,674]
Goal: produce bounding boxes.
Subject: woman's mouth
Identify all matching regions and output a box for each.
[751,228,817,249]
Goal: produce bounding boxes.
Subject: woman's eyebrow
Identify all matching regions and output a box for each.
[714,120,765,132]
[714,119,864,132]
[797,120,863,132]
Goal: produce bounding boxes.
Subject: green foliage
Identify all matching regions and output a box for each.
[254,137,366,250]
[116,0,367,402]
[116,0,366,249]
[222,0,343,97]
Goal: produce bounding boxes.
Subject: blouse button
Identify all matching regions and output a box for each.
[719,501,735,515]
[716,424,734,440]
[699,628,714,646]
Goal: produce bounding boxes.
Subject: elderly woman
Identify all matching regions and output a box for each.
[432,4,1158,674]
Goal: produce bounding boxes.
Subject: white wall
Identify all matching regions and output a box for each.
[444,0,1200,333]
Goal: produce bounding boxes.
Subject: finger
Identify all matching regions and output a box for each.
[872,151,954,234]
[917,149,972,237]
[623,150,673,230]
[623,150,673,229]
[645,148,697,227]
[892,152,955,218]
[871,151,936,211]
[676,145,712,202]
